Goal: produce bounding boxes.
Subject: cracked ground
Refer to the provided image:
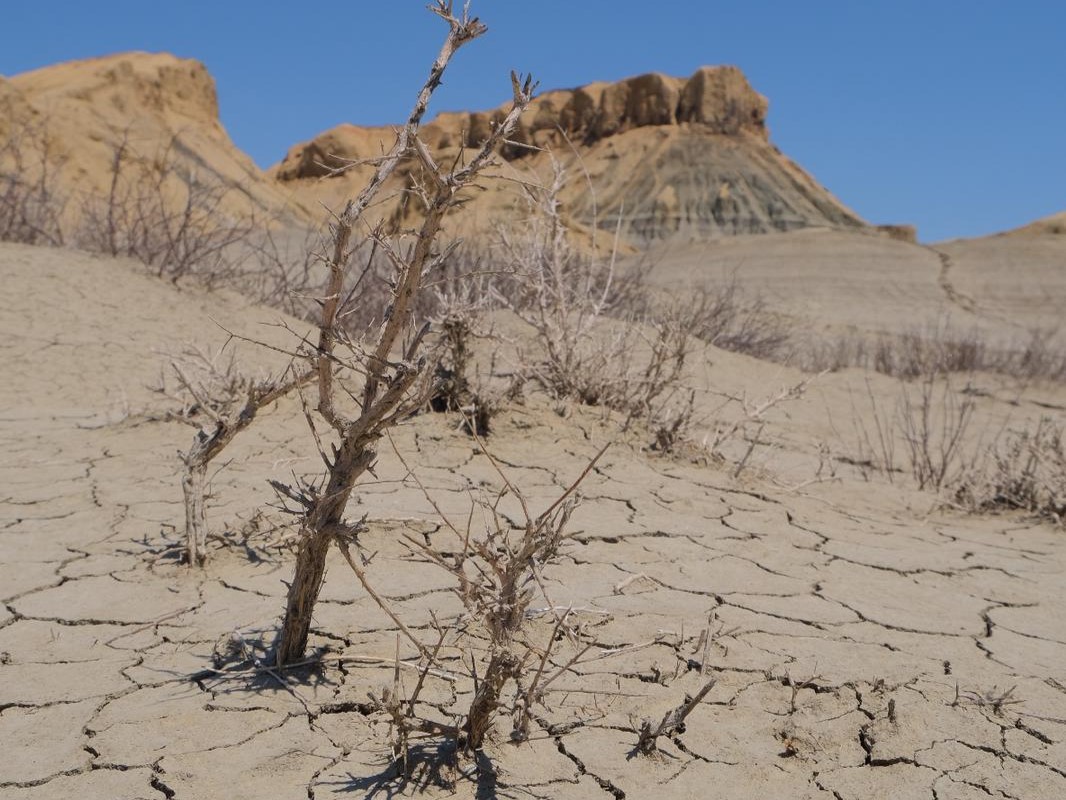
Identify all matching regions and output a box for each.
[2,242,1065,799]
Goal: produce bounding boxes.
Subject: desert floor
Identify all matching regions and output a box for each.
[2,240,1065,799]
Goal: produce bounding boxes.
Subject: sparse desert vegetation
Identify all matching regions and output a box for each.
[2,3,1066,799]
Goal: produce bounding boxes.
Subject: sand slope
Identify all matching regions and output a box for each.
[641,227,1066,348]
[2,241,1066,798]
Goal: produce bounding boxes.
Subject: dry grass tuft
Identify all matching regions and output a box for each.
[955,416,1065,525]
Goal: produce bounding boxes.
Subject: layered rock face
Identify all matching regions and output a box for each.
[274,66,864,244]
[5,54,865,247]
[276,66,770,180]
[496,66,769,152]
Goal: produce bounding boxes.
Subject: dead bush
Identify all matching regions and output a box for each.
[0,111,67,246]
[874,326,984,379]
[155,344,310,565]
[839,373,976,492]
[244,225,327,321]
[684,279,793,361]
[990,327,1066,384]
[78,130,257,285]
[424,270,501,436]
[491,156,700,449]
[803,321,1066,385]
[351,443,610,758]
[833,371,1064,525]
[492,155,627,404]
[834,378,899,483]
[955,416,1065,525]
[269,4,535,667]
[247,226,409,341]
[898,373,977,491]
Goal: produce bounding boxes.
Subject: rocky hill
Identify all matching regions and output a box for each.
[1004,210,1066,237]
[1,52,310,224]
[273,66,868,246]
[3,54,900,248]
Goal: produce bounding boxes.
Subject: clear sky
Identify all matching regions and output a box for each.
[2,1,1063,242]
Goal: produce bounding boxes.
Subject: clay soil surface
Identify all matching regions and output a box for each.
[2,241,1066,799]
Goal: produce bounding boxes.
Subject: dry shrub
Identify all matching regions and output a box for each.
[248,226,416,340]
[683,279,793,361]
[492,155,631,405]
[836,378,899,483]
[804,321,1066,385]
[269,4,536,667]
[78,131,258,285]
[955,417,1065,525]
[350,444,609,758]
[0,110,67,246]
[486,157,805,454]
[868,322,987,379]
[154,344,309,565]
[425,277,501,436]
[840,372,1064,525]
[244,225,327,321]
[491,156,700,449]
[0,109,381,323]
[993,327,1066,384]
[840,373,976,491]
[346,441,714,770]
[897,373,977,491]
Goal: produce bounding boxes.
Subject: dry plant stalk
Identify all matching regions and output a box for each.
[272,2,535,666]
[841,372,977,493]
[160,345,310,566]
[702,375,818,474]
[355,436,609,754]
[0,109,67,246]
[78,130,259,285]
[635,679,716,755]
[493,156,702,449]
[898,372,976,491]
[837,377,898,482]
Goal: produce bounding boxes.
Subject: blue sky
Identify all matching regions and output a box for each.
[2,1,1063,242]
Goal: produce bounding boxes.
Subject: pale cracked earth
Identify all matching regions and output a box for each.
[2,242,1066,799]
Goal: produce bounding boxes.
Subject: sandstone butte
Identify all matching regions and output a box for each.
[272,65,873,246]
[4,51,1060,247]
[3,51,868,248]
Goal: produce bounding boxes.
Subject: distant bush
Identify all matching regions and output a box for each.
[489,156,704,450]
[801,321,1066,384]
[0,110,67,246]
[78,131,258,286]
[843,372,1064,526]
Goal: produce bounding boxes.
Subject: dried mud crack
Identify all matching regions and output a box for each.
[3,240,1066,798]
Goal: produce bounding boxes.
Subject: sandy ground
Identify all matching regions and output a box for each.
[640,228,1066,347]
[2,241,1066,799]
